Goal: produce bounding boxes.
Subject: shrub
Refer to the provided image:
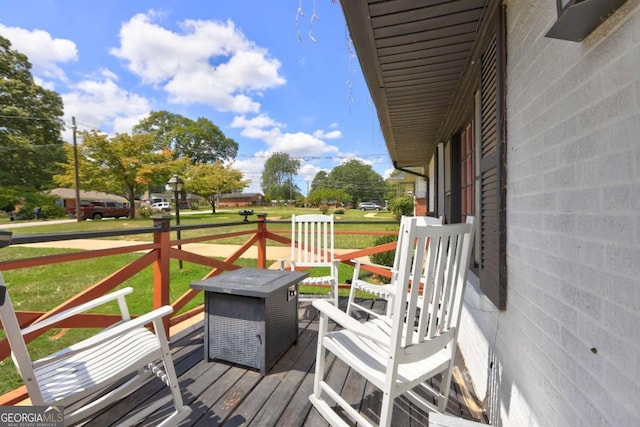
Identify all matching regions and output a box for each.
[137,205,153,218]
[319,203,329,214]
[39,204,65,219]
[333,208,345,214]
[16,193,66,220]
[369,233,398,268]
[388,195,414,220]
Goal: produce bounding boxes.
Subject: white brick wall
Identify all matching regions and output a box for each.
[460,0,640,426]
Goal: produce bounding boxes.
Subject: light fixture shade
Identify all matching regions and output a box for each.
[546,0,628,42]
[167,174,184,192]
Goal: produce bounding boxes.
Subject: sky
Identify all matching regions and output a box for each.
[0,0,392,195]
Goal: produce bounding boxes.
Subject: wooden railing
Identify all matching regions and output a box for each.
[0,213,399,404]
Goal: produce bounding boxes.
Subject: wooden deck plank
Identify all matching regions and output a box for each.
[80,298,484,426]
[250,304,339,427]
[235,320,320,425]
[193,369,262,427]
[85,328,206,425]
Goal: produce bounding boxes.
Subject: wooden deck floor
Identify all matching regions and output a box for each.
[89,299,485,426]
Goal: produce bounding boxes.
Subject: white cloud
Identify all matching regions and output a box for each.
[313,129,342,139]
[230,114,284,139]
[231,114,283,130]
[383,167,395,179]
[228,156,265,193]
[232,114,341,158]
[267,131,339,157]
[61,77,150,138]
[298,162,328,187]
[0,24,78,81]
[110,12,285,113]
[336,154,374,167]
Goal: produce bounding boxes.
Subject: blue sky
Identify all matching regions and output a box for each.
[0,0,391,194]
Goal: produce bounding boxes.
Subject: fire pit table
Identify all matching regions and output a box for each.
[190,268,308,375]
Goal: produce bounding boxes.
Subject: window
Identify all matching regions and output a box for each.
[461,123,474,222]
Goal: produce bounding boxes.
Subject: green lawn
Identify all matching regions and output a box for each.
[0,208,399,395]
[3,206,400,249]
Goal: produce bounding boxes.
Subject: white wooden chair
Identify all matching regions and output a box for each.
[310,217,475,427]
[346,215,443,320]
[280,214,339,306]
[0,232,191,426]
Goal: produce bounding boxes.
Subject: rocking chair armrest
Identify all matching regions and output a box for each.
[312,300,390,347]
[351,259,393,272]
[351,259,397,281]
[33,305,173,368]
[21,287,135,336]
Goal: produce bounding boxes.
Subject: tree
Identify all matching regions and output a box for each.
[133,111,238,165]
[384,169,409,201]
[307,187,351,207]
[310,170,329,193]
[0,36,66,190]
[325,159,385,206]
[260,152,301,201]
[0,187,22,214]
[388,195,414,220]
[55,131,176,219]
[184,162,249,213]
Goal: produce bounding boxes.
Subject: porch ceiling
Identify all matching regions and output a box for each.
[340,0,486,168]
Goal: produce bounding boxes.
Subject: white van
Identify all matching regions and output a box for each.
[151,201,171,212]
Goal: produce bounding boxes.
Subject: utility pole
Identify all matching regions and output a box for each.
[72,117,82,222]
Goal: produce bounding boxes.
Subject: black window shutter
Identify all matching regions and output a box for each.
[479,8,507,310]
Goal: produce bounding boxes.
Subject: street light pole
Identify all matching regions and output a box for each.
[72,117,82,222]
[167,174,184,269]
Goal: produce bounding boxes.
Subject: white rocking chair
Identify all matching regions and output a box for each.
[346,215,443,320]
[0,232,191,426]
[280,214,339,306]
[310,217,475,427]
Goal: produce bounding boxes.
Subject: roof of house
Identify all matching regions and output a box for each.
[340,0,489,168]
[219,193,263,199]
[48,188,128,203]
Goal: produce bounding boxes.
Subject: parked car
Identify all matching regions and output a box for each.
[357,202,384,211]
[151,201,171,212]
[68,200,130,220]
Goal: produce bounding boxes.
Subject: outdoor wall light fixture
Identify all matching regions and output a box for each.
[167,174,184,269]
[545,0,628,42]
[167,174,184,194]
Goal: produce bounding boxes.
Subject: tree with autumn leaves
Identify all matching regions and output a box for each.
[53,107,250,218]
[55,131,181,219]
[184,162,249,213]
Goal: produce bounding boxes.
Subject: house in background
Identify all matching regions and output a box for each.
[386,167,429,216]
[217,192,263,208]
[136,192,201,211]
[341,0,639,425]
[48,188,129,212]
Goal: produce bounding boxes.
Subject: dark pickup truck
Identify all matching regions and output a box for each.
[67,200,130,220]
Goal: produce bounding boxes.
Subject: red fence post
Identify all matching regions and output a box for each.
[152,215,172,333]
[257,213,268,269]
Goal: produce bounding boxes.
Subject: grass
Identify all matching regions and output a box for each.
[0,207,398,395]
[4,207,399,248]
[0,246,265,395]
